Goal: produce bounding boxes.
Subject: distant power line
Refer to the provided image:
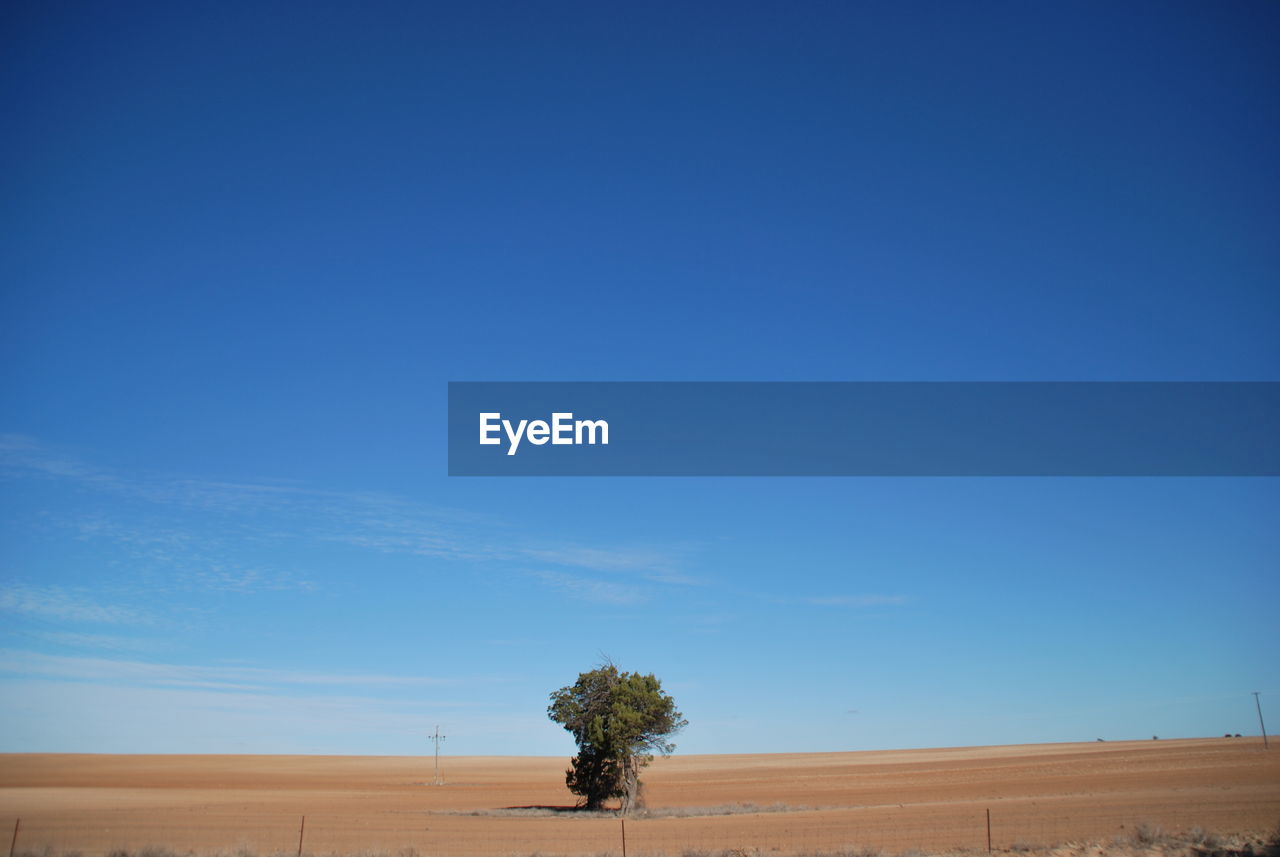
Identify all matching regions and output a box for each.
[429,725,447,784]
[1253,693,1268,750]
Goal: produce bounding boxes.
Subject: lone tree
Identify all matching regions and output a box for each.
[547,662,686,813]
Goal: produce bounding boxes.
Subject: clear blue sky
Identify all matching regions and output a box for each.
[1,1,1277,756]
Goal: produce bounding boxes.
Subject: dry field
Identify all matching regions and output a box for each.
[1,738,1277,856]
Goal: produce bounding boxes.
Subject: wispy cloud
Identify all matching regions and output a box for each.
[0,434,477,536]
[185,565,315,593]
[0,434,119,485]
[801,594,908,608]
[528,571,648,605]
[63,518,316,596]
[0,678,548,754]
[26,631,160,653]
[1,435,703,596]
[523,544,701,585]
[0,585,152,625]
[320,520,495,563]
[0,649,461,692]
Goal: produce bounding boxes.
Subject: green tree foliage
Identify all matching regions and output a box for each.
[547,662,686,812]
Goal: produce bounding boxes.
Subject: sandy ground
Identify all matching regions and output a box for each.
[1,738,1277,855]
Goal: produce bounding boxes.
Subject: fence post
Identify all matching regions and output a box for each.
[986,808,992,852]
[297,815,306,857]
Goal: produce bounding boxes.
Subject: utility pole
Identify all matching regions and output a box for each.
[429,725,447,784]
[1253,692,1268,750]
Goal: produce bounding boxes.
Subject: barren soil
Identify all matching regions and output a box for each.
[1,737,1277,855]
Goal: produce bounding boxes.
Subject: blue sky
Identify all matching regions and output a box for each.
[1,1,1277,756]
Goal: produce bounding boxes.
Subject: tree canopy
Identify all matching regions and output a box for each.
[547,662,686,812]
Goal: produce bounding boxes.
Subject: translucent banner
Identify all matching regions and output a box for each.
[447,382,1280,476]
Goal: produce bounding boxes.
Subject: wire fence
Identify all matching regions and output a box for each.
[8,802,1279,857]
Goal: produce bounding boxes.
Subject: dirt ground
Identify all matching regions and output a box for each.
[1,737,1277,856]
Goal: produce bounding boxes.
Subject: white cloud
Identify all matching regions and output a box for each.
[185,565,315,593]
[0,649,461,691]
[0,678,534,754]
[522,543,702,585]
[0,434,118,485]
[3,436,706,599]
[0,585,151,625]
[0,648,544,753]
[523,545,668,571]
[528,571,648,605]
[802,594,907,607]
[27,631,159,653]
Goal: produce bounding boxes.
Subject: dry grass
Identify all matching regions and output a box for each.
[10,828,1280,857]
[6,742,1277,857]
[440,801,815,819]
[635,801,816,818]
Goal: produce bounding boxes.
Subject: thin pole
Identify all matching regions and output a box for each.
[9,818,19,857]
[430,725,447,784]
[1254,692,1269,749]
[986,808,992,852]
[297,815,305,857]
[621,818,627,857]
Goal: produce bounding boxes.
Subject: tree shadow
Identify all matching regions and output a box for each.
[499,804,621,815]
[1195,844,1280,857]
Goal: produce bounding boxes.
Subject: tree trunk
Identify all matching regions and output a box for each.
[620,755,641,815]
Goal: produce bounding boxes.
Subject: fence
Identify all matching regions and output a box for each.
[8,802,1278,857]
